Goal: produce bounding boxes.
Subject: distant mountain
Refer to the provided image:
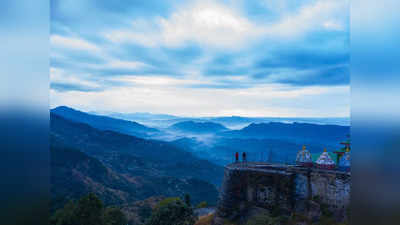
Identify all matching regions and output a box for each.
[169,121,229,134]
[106,112,179,121]
[50,112,223,188]
[51,106,158,138]
[169,137,216,161]
[219,122,349,146]
[208,116,256,124]
[169,136,328,166]
[89,109,350,129]
[170,137,200,151]
[208,116,350,128]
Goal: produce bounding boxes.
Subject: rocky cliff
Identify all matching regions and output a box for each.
[213,163,350,224]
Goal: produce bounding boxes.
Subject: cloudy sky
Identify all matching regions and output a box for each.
[50,0,349,117]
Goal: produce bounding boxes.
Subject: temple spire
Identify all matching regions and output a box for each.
[296,145,312,167]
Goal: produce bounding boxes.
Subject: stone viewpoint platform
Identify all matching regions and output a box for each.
[212,162,350,224]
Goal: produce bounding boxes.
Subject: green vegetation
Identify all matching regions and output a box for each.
[184,193,192,206]
[137,204,153,223]
[246,212,280,225]
[103,207,128,225]
[315,215,338,225]
[194,214,214,225]
[50,113,221,207]
[156,197,181,209]
[50,193,127,225]
[196,201,208,208]
[146,197,196,225]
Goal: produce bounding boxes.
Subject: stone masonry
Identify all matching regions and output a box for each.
[213,162,350,224]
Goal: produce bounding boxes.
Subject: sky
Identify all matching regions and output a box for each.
[50,0,350,117]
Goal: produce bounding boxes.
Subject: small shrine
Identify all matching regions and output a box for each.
[296,145,313,167]
[315,148,336,170]
[338,147,351,172]
[334,134,351,165]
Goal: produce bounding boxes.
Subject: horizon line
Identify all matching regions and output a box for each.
[50,105,350,119]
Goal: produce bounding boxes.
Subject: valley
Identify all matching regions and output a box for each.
[50,106,350,225]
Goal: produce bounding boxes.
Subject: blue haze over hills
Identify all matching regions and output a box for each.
[52,106,350,166]
[50,105,350,214]
[92,110,350,129]
[50,110,222,209]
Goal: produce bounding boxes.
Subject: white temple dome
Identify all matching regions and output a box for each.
[316,149,335,169]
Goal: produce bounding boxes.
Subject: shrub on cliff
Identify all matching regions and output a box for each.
[103,207,128,225]
[246,212,280,225]
[146,197,196,225]
[196,201,208,208]
[50,193,127,225]
[315,215,337,225]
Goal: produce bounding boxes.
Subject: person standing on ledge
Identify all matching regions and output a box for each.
[235,152,239,163]
[242,152,247,164]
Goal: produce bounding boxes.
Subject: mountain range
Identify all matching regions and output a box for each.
[92,110,350,129]
[219,122,349,146]
[50,106,350,212]
[51,106,159,138]
[169,121,229,134]
[50,112,222,210]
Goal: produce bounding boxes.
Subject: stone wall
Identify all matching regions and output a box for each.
[213,163,350,224]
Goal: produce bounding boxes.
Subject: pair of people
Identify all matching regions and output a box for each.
[235,152,246,163]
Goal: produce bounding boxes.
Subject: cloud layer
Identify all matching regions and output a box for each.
[50,0,349,117]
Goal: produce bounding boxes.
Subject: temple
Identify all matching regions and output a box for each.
[214,137,352,224]
[296,145,313,167]
[297,136,351,171]
[334,134,351,164]
[338,147,351,172]
[315,148,336,169]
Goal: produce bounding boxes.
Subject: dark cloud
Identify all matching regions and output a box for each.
[198,45,349,86]
[50,0,350,92]
[250,48,349,86]
[50,82,104,92]
[51,75,131,93]
[256,51,349,70]
[204,67,249,76]
[276,65,349,86]
[51,0,181,27]
[162,45,203,64]
[202,52,251,77]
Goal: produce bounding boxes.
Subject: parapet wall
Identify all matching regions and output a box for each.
[213,163,350,224]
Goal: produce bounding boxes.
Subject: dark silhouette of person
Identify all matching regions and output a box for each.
[242,152,247,163]
[235,152,239,163]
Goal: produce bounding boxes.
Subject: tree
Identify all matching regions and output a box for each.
[184,193,191,206]
[196,201,208,209]
[246,212,280,225]
[50,200,78,225]
[74,193,104,225]
[146,197,196,225]
[50,193,127,225]
[103,207,128,225]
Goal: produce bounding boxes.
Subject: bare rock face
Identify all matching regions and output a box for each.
[307,200,321,222]
[212,163,350,225]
